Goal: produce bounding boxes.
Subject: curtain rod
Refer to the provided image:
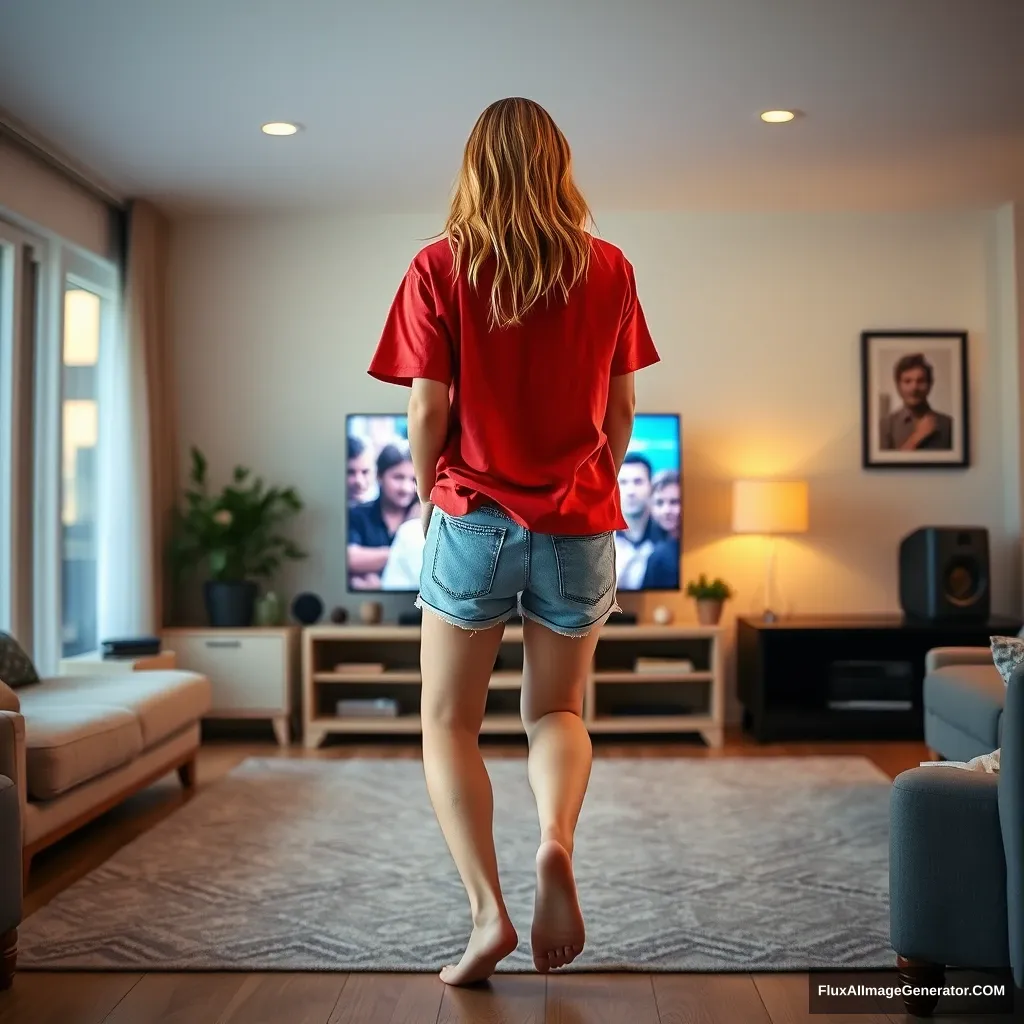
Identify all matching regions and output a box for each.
[0,112,126,210]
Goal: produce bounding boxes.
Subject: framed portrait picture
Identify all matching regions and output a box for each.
[861,330,969,469]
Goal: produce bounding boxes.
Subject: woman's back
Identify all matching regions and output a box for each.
[369,232,657,533]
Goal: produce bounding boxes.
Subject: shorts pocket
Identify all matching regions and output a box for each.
[551,532,616,606]
[431,514,506,600]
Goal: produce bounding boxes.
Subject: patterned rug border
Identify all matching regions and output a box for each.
[19,754,897,973]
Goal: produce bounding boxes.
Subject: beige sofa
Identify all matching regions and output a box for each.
[0,667,210,883]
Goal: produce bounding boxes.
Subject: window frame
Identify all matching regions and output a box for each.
[0,217,46,646]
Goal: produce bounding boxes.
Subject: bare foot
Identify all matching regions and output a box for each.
[531,839,585,972]
[439,914,519,986]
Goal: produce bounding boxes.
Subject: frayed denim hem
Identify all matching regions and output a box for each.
[517,596,622,638]
[414,594,516,635]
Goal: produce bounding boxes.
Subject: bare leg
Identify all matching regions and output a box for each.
[520,616,600,972]
[420,611,518,985]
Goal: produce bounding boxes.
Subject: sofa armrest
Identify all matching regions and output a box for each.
[925,646,995,673]
[999,662,1024,987]
[0,711,25,847]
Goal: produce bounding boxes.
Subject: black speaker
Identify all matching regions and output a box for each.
[898,526,990,621]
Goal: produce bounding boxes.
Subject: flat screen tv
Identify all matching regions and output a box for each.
[346,412,681,593]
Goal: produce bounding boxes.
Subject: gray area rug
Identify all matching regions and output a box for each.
[18,756,894,972]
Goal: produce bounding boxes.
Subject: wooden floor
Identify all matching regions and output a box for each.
[0,729,1014,1023]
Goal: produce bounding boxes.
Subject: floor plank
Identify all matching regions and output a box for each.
[546,974,659,1024]
[652,973,772,1023]
[438,973,546,1024]
[0,972,142,1024]
[328,973,446,1024]
[752,972,892,1024]
[215,973,349,1023]
[102,973,249,1024]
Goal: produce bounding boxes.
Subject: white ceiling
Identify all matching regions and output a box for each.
[0,0,1022,214]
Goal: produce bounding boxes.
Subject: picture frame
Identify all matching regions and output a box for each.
[860,330,969,469]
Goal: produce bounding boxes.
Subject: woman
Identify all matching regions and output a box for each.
[368,97,659,985]
[643,470,681,589]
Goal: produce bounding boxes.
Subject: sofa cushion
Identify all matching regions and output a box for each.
[0,681,18,713]
[925,663,1006,748]
[27,670,211,748]
[17,702,143,799]
[0,631,39,687]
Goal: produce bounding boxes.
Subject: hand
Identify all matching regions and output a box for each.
[899,412,938,450]
[421,500,435,537]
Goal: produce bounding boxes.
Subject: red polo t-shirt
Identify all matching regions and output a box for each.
[367,235,659,535]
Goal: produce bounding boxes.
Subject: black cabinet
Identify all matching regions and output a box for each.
[737,614,1022,742]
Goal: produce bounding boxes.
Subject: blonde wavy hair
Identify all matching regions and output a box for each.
[443,97,594,329]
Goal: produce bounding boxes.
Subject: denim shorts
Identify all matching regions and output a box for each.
[415,506,621,636]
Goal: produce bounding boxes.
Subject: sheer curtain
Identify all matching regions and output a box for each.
[96,199,175,640]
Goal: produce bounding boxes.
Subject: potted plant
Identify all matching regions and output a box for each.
[169,447,307,628]
[685,573,733,626]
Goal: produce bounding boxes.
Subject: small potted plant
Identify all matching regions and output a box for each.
[169,447,307,628]
[685,573,733,626]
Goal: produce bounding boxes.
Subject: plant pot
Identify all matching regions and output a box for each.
[204,580,258,628]
[695,598,724,626]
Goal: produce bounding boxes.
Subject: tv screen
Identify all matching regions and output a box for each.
[346,412,680,592]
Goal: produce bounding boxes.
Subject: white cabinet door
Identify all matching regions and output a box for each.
[173,633,286,712]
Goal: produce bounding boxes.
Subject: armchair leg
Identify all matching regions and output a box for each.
[177,755,196,790]
[896,954,944,1017]
[0,928,16,990]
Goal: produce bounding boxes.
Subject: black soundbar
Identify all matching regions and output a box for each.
[101,636,162,658]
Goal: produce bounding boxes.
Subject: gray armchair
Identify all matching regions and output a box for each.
[889,659,1022,1016]
[0,710,23,989]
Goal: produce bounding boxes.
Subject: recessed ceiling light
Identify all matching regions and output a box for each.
[261,122,301,136]
[760,110,797,124]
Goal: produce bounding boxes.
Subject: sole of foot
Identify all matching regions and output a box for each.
[531,839,585,973]
[439,916,519,986]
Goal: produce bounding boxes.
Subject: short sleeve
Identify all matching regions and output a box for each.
[368,264,453,388]
[611,263,660,376]
[347,506,366,547]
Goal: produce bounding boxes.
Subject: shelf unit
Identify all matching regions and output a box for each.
[301,624,724,749]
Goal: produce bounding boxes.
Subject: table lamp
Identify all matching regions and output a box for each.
[732,480,809,622]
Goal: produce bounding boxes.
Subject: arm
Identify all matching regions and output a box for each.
[0,711,26,847]
[925,646,997,673]
[1000,660,1024,987]
[408,378,451,502]
[346,545,392,575]
[604,372,636,473]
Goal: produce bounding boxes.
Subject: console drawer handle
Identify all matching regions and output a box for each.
[204,640,242,649]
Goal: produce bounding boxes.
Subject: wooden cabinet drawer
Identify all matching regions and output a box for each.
[167,631,289,712]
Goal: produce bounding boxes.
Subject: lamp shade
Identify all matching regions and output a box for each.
[732,480,808,535]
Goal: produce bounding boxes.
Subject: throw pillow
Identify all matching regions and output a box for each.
[991,634,1024,684]
[0,632,40,688]
[0,680,19,713]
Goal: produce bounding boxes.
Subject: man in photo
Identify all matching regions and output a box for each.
[347,442,420,589]
[614,453,666,589]
[347,435,374,506]
[879,352,953,451]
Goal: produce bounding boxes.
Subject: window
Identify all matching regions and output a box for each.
[60,282,102,656]
[59,251,117,659]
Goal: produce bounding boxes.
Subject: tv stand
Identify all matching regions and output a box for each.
[302,623,723,747]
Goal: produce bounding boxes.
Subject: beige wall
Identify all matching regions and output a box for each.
[169,206,1022,658]
[0,138,114,258]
